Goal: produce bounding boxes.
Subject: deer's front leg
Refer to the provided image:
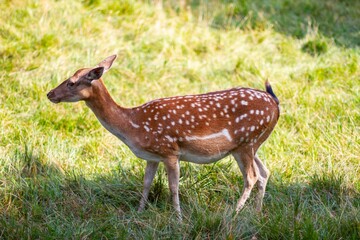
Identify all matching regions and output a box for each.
[164,156,181,220]
[138,161,159,212]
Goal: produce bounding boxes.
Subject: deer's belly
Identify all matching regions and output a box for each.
[130,145,164,162]
[178,132,236,164]
[179,150,230,164]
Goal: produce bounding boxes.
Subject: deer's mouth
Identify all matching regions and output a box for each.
[47,90,61,103]
[49,98,60,104]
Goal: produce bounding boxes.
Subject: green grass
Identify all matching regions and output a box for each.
[1,0,359,239]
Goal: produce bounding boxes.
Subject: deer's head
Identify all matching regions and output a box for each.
[47,55,117,103]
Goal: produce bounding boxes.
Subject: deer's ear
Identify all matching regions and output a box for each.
[86,67,104,81]
[97,55,117,72]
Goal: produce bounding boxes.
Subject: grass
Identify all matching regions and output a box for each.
[0,0,359,239]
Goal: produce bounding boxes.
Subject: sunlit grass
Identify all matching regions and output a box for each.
[0,0,359,239]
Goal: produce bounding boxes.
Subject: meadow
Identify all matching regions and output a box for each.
[0,0,359,239]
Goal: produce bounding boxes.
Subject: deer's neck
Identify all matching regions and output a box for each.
[85,80,131,140]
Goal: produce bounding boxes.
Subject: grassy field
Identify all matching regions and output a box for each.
[0,0,359,239]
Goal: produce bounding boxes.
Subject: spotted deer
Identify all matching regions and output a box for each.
[47,55,280,219]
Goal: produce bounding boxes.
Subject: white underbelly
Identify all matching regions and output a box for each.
[129,145,163,162]
[179,150,230,164]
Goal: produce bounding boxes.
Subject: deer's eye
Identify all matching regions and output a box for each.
[67,81,75,88]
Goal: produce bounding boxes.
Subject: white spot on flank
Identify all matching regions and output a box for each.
[250,110,254,114]
[185,129,232,142]
[165,135,174,142]
[144,126,150,132]
[241,100,248,106]
[250,126,255,131]
[129,120,140,128]
[267,115,271,122]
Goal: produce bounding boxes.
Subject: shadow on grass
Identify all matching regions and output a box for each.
[260,174,360,239]
[1,147,359,239]
[174,0,360,48]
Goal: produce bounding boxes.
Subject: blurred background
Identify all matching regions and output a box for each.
[0,0,359,239]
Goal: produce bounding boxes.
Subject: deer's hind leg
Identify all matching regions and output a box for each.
[232,148,259,213]
[254,155,270,212]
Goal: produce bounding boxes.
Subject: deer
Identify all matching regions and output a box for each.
[47,55,280,220]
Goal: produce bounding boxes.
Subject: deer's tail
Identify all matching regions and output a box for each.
[265,80,279,105]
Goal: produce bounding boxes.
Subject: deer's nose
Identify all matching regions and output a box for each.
[47,90,54,98]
